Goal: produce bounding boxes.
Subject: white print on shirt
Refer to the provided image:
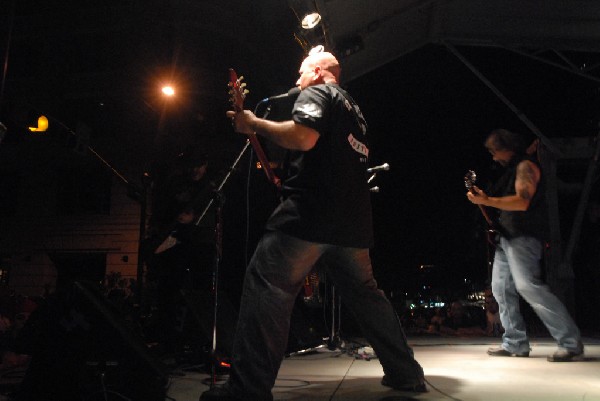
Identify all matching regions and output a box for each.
[347,133,369,157]
[343,99,352,111]
[343,98,367,135]
[297,103,322,118]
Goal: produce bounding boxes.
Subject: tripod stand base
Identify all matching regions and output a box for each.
[286,343,331,357]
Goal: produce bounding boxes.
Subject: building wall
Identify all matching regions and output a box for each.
[0,140,145,297]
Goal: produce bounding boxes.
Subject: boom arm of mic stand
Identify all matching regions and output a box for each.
[194,140,251,227]
[45,116,151,311]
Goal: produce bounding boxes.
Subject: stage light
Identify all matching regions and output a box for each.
[301,12,321,29]
[309,45,324,55]
[289,1,330,53]
[290,0,322,30]
[28,115,48,132]
[161,85,175,97]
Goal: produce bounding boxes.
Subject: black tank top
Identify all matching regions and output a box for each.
[497,155,548,240]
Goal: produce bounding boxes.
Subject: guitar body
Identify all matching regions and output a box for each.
[153,213,211,254]
[154,234,179,255]
[152,174,217,254]
[153,220,194,255]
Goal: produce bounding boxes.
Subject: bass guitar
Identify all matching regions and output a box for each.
[228,69,281,189]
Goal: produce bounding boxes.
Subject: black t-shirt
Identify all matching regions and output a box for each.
[265,84,374,248]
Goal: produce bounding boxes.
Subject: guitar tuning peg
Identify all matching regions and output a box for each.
[240,82,247,88]
[239,75,244,81]
[243,89,250,95]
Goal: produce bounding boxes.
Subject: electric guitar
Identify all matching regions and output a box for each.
[228,69,281,189]
[153,182,216,254]
[464,170,502,243]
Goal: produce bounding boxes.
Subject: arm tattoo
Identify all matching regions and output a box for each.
[516,162,537,200]
[519,188,531,200]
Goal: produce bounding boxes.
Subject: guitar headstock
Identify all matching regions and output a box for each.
[228,68,249,112]
[464,170,477,192]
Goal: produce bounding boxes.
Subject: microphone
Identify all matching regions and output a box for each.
[262,87,301,103]
[366,162,390,173]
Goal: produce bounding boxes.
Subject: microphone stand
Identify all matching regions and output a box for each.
[202,140,251,387]
[325,163,390,352]
[327,281,342,350]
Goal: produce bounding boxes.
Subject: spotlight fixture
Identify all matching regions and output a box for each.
[309,45,324,55]
[290,0,329,53]
[290,0,322,30]
[301,12,321,29]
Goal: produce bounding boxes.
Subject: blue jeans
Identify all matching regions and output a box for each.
[226,231,424,400]
[492,236,582,354]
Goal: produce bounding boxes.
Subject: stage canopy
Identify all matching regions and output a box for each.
[314,0,600,83]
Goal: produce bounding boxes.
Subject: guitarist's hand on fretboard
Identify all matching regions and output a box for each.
[227,69,255,135]
[465,169,489,206]
[226,109,256,135]
[466,185,489,205]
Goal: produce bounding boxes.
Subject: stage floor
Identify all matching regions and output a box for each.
[166,336,600,401]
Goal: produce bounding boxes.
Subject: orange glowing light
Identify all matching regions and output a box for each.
[28,115,49,132]
[161,86,175,96]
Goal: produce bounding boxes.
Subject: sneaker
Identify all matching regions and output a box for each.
[199,385,241,401]
[381,375,428,392]
[547,348,584,362]
[487,346,529,357]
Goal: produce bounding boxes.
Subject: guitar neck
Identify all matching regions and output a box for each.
[465,170,499,238]
[229,68,281,189]
[246,134,281,188]
[477,204,494,226]
[467,186,494,226]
